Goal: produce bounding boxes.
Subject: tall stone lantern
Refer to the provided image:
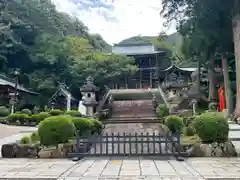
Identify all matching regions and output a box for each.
[80,76,99,117]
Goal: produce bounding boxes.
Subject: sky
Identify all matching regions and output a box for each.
[52,0,176,45]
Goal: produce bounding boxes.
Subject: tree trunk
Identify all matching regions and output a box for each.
[221,54,233,116]
[208,53,216,102]
[233,5,240,118]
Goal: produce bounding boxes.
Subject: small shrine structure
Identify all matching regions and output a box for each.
[80,76,99,116]
[161,65,196,101]
[48,83,77,111]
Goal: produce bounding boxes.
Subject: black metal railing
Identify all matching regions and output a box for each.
[68,131,186,159]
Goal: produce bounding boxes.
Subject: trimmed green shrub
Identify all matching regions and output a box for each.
[72,117,93,136]
[21,109,32,115]
[38,115,75,147]
[29,112,49,124]
[49,109,64,116]
[91,119,103,134]
[0,106,10,117]
[30,132,40,143]
[193,112,229,143]
[165,115,183,133]
[66,110,81,117]
[156,104,169,118]
[7,113,28,124]
[20,136,31,144]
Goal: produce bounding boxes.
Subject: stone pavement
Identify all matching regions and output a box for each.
[0,157,240,179]
[0,124,37,157]
[229,121,240,154]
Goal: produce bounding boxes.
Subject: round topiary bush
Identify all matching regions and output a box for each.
[21,109,32,115]
[38,115,75,147]
[156,104,169,118]
[72,117,93,136]
[193,112,229,143]
[0,106,10,117]
[49,109,64,116]
[66,110,81,117]
[165,115,183,133]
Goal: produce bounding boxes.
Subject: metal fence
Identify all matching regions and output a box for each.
[68,132,185,159]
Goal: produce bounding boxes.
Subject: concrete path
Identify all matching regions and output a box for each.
[0,157,240,179]
[0,124,37,157]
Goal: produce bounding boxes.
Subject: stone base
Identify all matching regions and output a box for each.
[181,141,237,157]
[1,143,39,158]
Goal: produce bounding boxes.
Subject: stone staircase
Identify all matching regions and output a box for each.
[111,100,156,118]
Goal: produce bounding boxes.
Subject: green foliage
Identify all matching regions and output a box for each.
[21,109,32,115]
[91,119,104,134]
[33,112,49,123]
[0,106,10,117]
[165,115,183,133]
[0,0,137,105]
[30,132,40,143]
[38,115,75,146]
[49,109,64,116]
[193,112,229,143]
[20,136,31,144]
[156,104,169,118]
[7,113,28,124]
[65,110,81,117]
[72,117,93,136]
[28,112,49,124]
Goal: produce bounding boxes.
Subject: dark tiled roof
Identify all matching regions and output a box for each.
[0,75,38,95]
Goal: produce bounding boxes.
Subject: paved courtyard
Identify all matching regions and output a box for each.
[0,157,240,179]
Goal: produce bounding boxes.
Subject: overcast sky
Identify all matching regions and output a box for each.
[52,0,176,45]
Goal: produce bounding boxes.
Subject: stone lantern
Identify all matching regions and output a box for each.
[80,76,99,117]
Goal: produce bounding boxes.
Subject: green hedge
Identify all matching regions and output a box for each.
[194,112,229,143]
[156,104,169,118]
[72,117,93,136]
[165,115,183,133]
[0,106,10,117]
[65,110,81,117]
[38,115,75,146]
[7,113,28,124]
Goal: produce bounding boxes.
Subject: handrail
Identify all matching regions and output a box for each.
[96,86,110,113]
[157,84,169,108]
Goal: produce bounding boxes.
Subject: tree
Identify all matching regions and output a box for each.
[161,0,236,115]
[0,0,137,106]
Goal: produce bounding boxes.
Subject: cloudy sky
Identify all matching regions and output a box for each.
[52,0,176,44]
